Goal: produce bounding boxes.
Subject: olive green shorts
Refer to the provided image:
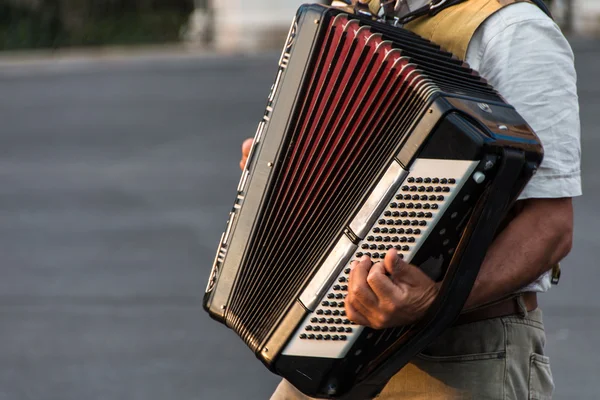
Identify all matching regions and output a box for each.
[271,308,553,400]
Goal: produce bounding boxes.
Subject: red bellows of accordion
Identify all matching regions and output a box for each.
[225,15,496,350]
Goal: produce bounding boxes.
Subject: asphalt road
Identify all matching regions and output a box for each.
[0,39,598,400]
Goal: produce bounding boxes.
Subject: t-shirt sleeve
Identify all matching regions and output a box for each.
[470,8,582,200]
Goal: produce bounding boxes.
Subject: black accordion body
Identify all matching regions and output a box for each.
[204,4,543,399]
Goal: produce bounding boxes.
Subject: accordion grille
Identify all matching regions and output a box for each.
[225,13,499,351]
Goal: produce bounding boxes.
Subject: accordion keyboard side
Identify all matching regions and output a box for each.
[282,158,480,359]
[203,5,326,322]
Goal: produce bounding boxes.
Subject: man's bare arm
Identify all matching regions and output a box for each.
[464,197,574,309]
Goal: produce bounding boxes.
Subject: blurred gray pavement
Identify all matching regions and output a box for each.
[0,40,598,400]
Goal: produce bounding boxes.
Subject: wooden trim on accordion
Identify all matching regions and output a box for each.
[260,300,307,366]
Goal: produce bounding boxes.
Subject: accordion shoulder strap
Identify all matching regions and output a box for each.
[403,0,536,60]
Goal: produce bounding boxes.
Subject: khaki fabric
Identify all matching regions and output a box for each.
[365,0,382,15]
[404,0,532,60]
[270,309,554,399]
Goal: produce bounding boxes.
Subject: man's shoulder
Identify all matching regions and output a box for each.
[468,1,568,66]
[482,1,555,33]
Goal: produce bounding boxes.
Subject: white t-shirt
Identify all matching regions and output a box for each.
[398,1,582,292]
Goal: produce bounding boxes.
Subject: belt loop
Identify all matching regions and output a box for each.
[516,294,528,318]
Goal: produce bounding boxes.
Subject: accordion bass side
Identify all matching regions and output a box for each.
[204,4,543,399]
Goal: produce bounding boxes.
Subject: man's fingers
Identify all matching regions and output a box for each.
[384,249,433,288]
[242,138,254,158]
[383,249,406,281]
[348,256,378,312]
[239,138,254,170]
[349,256,377,304]
[345,297,370,326]
[366,261,398,299]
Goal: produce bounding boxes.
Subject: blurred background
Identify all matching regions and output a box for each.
[0,0,598,399]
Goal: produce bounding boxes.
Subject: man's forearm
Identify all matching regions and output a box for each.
[464,197,574,310]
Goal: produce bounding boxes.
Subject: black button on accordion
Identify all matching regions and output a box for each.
[204,4,543,399]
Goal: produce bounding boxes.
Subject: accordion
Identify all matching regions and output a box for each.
[204,4,543,399]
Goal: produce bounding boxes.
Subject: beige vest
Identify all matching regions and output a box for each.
[404,0,533,59]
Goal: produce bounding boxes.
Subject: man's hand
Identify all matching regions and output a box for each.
[240,138,254,170]
[346,249,439,329]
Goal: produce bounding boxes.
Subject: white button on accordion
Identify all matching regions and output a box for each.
[204,4,543,399]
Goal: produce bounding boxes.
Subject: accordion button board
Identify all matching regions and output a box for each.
[283,158,479,359]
